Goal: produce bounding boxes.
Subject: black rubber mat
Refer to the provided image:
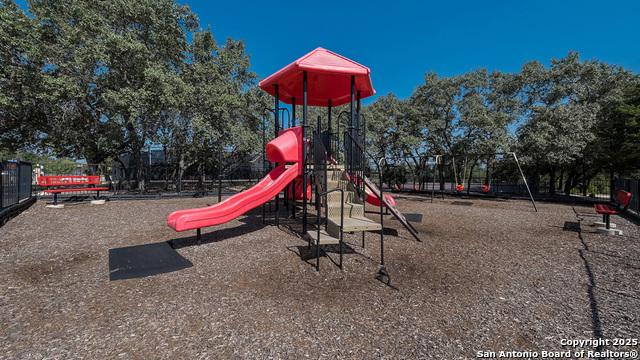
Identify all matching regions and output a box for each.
[563,221,581,232]
[109,242,193,281]
[451,201,474,206]
[388,213,423,223]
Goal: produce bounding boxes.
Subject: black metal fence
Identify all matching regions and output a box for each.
[1,159,32,209]
[35,152,265,194]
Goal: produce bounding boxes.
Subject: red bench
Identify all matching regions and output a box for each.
[594,189,632,234]
[38,175,109,206]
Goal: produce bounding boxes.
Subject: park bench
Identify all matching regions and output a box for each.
[593,189,632,235]
[38,175,109,207]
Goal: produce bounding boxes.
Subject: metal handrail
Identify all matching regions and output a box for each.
[315,188,345,271]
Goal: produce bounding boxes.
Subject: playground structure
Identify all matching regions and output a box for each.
[167,47,420,271]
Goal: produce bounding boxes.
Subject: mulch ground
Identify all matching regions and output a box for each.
[1,193,638,359]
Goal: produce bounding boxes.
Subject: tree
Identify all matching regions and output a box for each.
[598,85,640,179]
[167,33,264,192]
[0,1,47,151]
[516,51,639,196]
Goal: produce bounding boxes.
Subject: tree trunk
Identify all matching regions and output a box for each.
[549,166,556,197]
[558,171,564,195]
[484,158,492,186]
[163,145,169,190]
[564,167,579,196]
[176,153,186,193]
[133,146,146,193]
[467,162,476,195]
[438,163,445,191]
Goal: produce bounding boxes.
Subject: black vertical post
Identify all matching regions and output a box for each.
[356,90,361,144]
[291,98,296,128]
[218,147,222,203]
[291,99,296,218]
[379,166,385,265]
[274,85,280,226]
[349,75,355,177]
[262,116,266,223]
[327,100,332,160]
[431,157,436,203]
[302,71,308,235]
[0,160,3,208]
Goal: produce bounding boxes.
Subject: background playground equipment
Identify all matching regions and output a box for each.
[381,152,538,211]
[167,47,419,271]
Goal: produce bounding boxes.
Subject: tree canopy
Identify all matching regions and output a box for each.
[1,0,638,195]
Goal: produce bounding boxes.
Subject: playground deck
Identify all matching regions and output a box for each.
[1,195,638,359]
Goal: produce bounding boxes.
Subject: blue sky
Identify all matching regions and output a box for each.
[186,0,639,105]
[15,0,640,105]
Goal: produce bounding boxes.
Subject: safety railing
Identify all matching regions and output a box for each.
[343,131,366,201]
[314,188,345,271]
[312,130,328,197]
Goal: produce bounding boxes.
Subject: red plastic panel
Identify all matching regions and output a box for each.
[259,47,375,107]
[594,204,615,214]
[366,192,396,208]
[38,175,100,186]
[616,190,632,206]
[44,187,108,193]
[289,175,311,200]
[266,129,299,163]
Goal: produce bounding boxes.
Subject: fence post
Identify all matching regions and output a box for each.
[0,158,4,208]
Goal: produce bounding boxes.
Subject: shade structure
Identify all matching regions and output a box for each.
[259,47,375,107]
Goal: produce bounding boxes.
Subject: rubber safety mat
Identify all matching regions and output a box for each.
[109,242,193,281]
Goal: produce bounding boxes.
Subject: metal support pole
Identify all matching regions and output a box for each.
[349,75,355,176]
[262,116,266,223]
[291,98,296,127]
[510,152,538,212]
[218,147,222,203]
[290,97,297,218]
[356,90,361,144]
[291,177,296,219]
[431,157,436,203]
[274,85,280,226]
[197,228,201,245]
[327,100,332,160]
[302,71,308,235]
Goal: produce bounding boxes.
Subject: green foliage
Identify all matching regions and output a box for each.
[42,158,77,175]
[1,0,262,191]
[1,0,638,195]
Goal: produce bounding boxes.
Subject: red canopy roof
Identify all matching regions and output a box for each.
[258,47,375,107]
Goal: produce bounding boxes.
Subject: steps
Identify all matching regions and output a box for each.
[307,229,341,245]
[328,216,381,234]
[305,169,382,244]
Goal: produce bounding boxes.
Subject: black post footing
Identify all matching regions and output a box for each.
[376,267,391,286]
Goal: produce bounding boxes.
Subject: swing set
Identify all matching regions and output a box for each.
[452,156,490,193]
[436,152,538,212]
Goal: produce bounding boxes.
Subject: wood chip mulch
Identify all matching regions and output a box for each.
[1,194,638,359]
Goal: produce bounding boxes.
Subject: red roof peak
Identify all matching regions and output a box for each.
[259,48,375,107]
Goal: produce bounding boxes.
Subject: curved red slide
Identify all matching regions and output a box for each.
[366,192,396,208]
[168,126,303,232]
[167,164,299,231]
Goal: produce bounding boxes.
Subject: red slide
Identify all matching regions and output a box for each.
[365,191,396,208]
[167,164,298,231]
[168,126,304,232]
